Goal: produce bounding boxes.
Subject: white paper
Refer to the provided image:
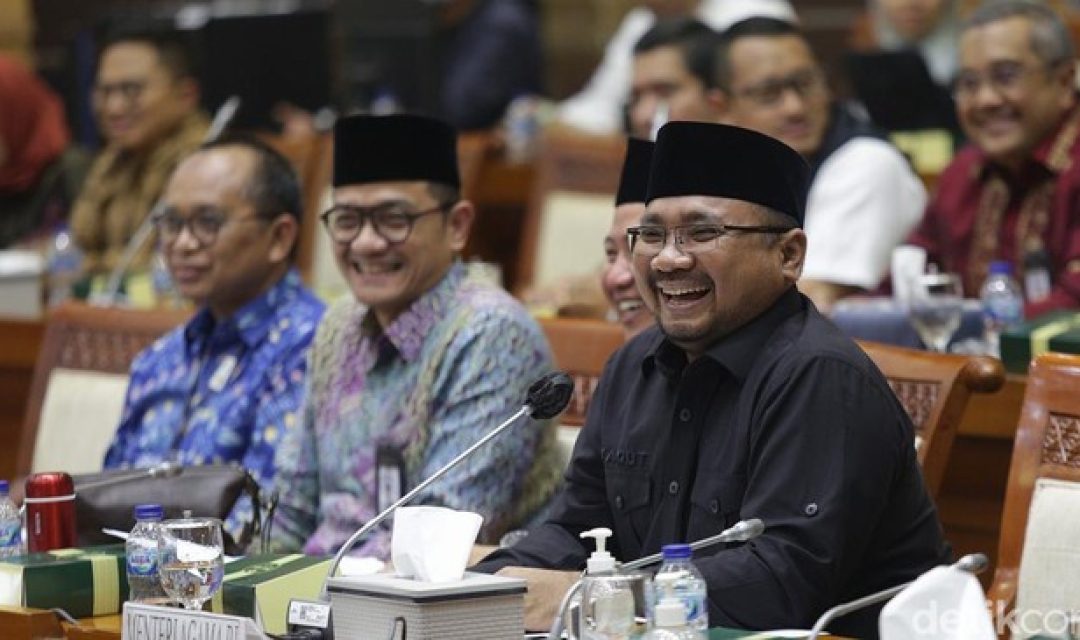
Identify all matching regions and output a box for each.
[880,566,995,640]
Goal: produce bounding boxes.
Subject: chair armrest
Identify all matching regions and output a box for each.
[961,355,1006,394]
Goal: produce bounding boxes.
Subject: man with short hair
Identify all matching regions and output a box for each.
[104,137,325,538]
[71,30,209,276]
[628,18,722,138]
[476,122,949,637]
[910,1,1080,315]
[713,17,927,311]
[558,0,795,135]
[602,137,655,338]
[271,114,561,558]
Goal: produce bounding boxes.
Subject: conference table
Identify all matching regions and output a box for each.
[0,607,849,639]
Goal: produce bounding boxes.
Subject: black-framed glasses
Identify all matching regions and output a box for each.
[627,223,794,257]
[733,68,826,107]
[320,202,450,245]
[952,60,1056,100]
[92,80,149,106]
[152,208,267,246]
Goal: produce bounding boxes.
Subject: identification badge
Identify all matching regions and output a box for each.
[376,445,406,513]
[208,355,237,392]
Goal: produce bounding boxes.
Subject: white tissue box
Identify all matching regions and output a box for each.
[327,571,525,640]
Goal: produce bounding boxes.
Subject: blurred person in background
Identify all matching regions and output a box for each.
[628,18,723,138]
[0,55,89,249]
[438,0,543,130]
[70,29,208,278]
[863,0,960,87]
[909,1,1080,316]
[558,0,795,135]
[714,17,926,311]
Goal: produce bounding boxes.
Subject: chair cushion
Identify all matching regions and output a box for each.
[32,368,129,474]
[534,191,613,287]
[1015,477,1080,639]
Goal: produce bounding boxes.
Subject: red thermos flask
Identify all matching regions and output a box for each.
[24,472,77,552]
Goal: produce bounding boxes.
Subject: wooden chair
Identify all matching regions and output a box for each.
[987,353,1080,623]
[514,129,626,297]
[857,340,1005,498]
[16,302,190,478]
[538,317,624,468]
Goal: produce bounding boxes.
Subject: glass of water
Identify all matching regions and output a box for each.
[908,272,964,352]
[158,517,225,610]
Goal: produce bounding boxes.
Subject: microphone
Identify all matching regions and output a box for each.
[805,553,990,640]
[95,96,242,307]
[548,518,766,640]
[621,518,766,571]
[319,371,573,598]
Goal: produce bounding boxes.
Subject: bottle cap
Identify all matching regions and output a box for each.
[0,480,8,495]
[654,597,689,628]
[988,260,1012,275]
[661,543,692,560]
[580,527,616,573]
[134,504,164,521]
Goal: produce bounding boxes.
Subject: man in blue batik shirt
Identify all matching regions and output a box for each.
[103,136,324,539]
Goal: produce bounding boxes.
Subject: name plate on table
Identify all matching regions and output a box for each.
[122,602,268,640]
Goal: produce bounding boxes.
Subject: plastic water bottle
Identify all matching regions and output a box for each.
[46,226,84,306]
[126,504,168,604]
[648,577,703,639]
[980,260,1024,357]
[0,480,22,559]
[504,95,540,164]
[652,544,708,634]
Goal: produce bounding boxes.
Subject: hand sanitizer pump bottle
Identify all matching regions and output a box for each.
[579,527,636,639]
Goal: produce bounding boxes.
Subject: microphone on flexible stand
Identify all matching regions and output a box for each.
[286,372,574,639]
[547,518,767,640]
[805,553,990,640]
[93,95,242,307]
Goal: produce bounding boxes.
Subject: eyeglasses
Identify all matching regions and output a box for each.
[733,68,826,107]
[92,80,148,106]
[320,202,450,245]
[952,61,1055,100]
[626,223,794,257]
[152,208,267,246]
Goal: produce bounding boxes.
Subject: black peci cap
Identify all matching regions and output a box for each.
[615,137,655,206]
[333,113,460,188]
[646,122,809,225]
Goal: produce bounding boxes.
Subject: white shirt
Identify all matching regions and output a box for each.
[556,0,797,135]
[801,137,927,290]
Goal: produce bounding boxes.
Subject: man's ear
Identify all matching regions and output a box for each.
[268,214,300,264]
[446,200,475,253]
[174,77,200,112]
[705,87,727,121]
[778,228,806,284]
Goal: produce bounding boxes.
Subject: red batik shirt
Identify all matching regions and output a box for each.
[910,106,1080,316]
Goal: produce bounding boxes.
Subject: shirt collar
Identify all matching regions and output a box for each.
[361,260,465,363]
[644,286,803,381]
[184,268,304,350]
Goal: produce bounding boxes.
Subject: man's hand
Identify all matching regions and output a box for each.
[496,566,581,631]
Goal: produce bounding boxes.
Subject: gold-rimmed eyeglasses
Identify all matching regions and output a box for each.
[627,223,794,257]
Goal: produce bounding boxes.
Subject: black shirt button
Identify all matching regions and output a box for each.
[709,499,720,514]
[615,495,625,510]
[678,408,692,422]
[804,502,819,517]
[668,481,679,495]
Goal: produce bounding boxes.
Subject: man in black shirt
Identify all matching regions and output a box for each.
[474,122,950,637]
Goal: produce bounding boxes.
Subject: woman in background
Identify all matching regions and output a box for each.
[0,55,88,249]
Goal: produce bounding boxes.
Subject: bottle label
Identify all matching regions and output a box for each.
[127,541,158,576]
[0,520,19,548]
